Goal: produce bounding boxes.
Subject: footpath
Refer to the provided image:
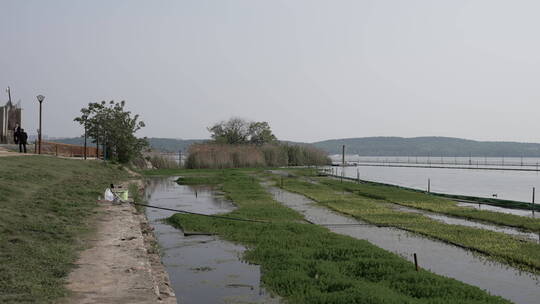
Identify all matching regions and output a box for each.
[63,181,176,303]
[0,145,25,157]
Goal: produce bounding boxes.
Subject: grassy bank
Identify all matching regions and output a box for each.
[277,173,540,274]
[0,156,128,303]
[167,169,508,303]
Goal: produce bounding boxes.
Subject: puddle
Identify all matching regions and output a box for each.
[144,177,279,304]
[390,205,539,242]
[265,185,540,304]
[457,201,538,218]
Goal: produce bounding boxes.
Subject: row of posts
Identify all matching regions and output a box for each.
[329,166,537,214]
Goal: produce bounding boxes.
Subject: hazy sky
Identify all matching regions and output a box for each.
[1,0,540,142]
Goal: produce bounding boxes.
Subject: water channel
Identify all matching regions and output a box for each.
[265,185,540,304]
[144,177,279,304]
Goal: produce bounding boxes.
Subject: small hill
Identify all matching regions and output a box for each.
[312,136,540,157]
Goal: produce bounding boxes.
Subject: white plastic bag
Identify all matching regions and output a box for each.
[104,188,115,201]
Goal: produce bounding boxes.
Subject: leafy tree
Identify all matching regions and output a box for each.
[74,101,148,163]
[208,117,277,145]
[208,117,249,144]
[248,121,277,145]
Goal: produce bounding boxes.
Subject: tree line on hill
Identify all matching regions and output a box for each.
[314,137,540,157]
[53,135,540,158]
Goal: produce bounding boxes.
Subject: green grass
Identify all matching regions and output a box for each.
[0,156,129,303]
[167,169,509,303]
[278,175,540,274]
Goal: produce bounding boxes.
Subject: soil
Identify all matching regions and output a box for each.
[62,179,177,304]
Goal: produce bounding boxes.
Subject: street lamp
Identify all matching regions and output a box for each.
[82,114,88,160]
[36,95,45,154]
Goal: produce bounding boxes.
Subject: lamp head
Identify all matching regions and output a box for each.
[36,95,45,103]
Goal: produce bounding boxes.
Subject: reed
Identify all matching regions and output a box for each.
[185,143,330,169]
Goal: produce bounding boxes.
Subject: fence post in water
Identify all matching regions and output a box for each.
[342,145,345,166]
[413,253,419,271]
[533,187,536,215]
[55,145,58,156]
[357,169,360,184]
[427,179,430,193]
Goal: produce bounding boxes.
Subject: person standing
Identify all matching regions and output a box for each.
[13,123,20,144]
[19,129,27,153]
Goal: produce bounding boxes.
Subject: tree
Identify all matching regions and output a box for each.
[248,121,276,145]
[208,118,277,145]
[74,101,148,163]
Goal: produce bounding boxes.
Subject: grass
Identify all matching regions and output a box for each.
[166,169,509,303]
[277,174,540,274]
[0,156,129,303]
[294,168,540,233]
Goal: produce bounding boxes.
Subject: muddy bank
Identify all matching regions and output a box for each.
[63,180,176,304]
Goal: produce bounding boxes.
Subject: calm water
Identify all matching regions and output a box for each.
[266,185,540,304]
[144,177,279,304]
[331,164,540,203]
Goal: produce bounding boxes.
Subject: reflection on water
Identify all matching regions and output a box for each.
[266,185,540,304]
[144,177,279,304]
[334,165,540,203]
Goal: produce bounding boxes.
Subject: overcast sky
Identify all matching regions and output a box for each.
[1,0,539,143]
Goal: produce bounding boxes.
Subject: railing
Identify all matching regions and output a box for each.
[36,141,102,158]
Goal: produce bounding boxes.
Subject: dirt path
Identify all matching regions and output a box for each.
[0,145,27,157]
[63,185,176,304]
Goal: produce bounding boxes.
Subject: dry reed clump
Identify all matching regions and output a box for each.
[186,143,330,169]
[147,153,179,169]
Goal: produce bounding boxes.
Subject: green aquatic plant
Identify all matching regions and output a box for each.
[279,175,540,274]
[167,169,509,304]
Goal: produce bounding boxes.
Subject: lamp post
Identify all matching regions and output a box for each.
[36,95,45,154]
[82,114,88,160]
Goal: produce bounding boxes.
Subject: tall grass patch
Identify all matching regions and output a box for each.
[185,143,330,169]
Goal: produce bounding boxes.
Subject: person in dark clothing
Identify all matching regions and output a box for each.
[19,129,28,153]
[13,123,20,144]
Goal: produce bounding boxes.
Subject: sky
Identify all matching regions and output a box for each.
[1,0,540,143]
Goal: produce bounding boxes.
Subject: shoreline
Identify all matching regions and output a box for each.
[63,178,177,304]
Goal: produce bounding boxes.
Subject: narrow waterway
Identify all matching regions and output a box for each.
[265,185,540,304]
[457,201,538,218]
[144,177,279,304]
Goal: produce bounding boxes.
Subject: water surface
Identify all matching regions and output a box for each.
[333,165,540,203]
[144,177,279,304]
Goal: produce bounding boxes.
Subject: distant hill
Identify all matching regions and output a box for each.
[312,136,540,157]
[51,136,540,157]
[50,137,206,152]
